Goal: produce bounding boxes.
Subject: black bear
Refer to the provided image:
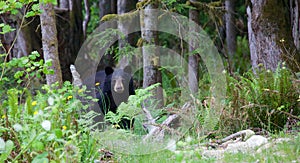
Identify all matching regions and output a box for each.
[96,66,135,129]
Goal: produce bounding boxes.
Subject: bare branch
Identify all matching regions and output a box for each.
[70,64,82,87]
[143,102,192,141]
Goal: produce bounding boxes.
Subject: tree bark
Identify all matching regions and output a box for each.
[0,13,42,59]
[56,0,83,81]
[225,0,236,60]
[99,0,117,69]
[290,0,300,50]
[139,0,163,108]
[40,2,63,86]
[99,0,117,19]
[188,8,199,94]
[247,0,300,72]
[59,0,69,8]
[117,0,138,67]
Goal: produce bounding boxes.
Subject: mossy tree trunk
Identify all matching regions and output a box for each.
[40,2,63,86]
[139,0,163,108]
[117,0,138,68]
[247,0,300,72]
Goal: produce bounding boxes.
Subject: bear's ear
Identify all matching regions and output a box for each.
[105,66,114,75]
[123,66,131,74]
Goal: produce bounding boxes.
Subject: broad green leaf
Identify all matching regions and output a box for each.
[32,141,45,151]
[32,152,49,163]
[25,11,36,18]
[0,24,15,34]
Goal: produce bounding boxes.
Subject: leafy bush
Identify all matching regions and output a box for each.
[105,83,160,133]
[0,51,52,99]
[223,66,299,132]
[0,52,101,161]
[0,82,101,162]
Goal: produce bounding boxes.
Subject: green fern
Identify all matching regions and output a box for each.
[7,89,19,118]
[224,66,299,132]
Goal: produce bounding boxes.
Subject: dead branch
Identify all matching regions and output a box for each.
[142,106,156,131]
[143,114,179,141]
[70,64,82,87]
[216,129,255,144]
[143,102,192,141]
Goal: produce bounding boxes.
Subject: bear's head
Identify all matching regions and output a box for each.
[104,66,133,94]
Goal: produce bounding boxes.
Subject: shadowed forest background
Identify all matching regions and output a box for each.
[0,0,299,162]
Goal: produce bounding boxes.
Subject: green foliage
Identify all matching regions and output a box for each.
[0,51,53,99]
[0,0,42,18]
[174,136,208,162]
[105,83,160,130]
[25,3,42,18]
[85,1,100,35]
[0,0,23,15]
[223,66,299,132]
[232,36,251,73]
[133,67,181,106]
[0,82,101,162]
[0,23,15,34]
[39,0,57,5]
[160,0,189,14]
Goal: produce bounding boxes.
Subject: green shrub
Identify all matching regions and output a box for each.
[223,66,299,132]
[0,82,101,162]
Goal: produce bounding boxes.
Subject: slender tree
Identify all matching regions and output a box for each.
[40,1,63,86]
[188,5,200,94]
[56,0,83,81]
[99,0,117,20]
[290,0,300,50]
[117,0,138,67]
[225,0,236,61]
[139,0,163,107]
[99,0,117,69]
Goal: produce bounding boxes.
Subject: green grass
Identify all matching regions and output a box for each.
[105,133,300,162]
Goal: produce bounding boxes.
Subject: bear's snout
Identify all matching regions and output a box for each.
[113,77,125,93]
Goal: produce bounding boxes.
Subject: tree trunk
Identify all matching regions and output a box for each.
[0,13,42,59]
[99,0,117,19]
[188,8,199,94]
[59,0,69,8]
[117,0,138,67]
[99,0,117,69]
[225,0,236,61]
[139,0,163,108]
[290,0,300,50]
[247,0,300,72]
[56,0,83,81]
[40,2,63,86]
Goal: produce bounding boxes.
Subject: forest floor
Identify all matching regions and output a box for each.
[97,131,300,162]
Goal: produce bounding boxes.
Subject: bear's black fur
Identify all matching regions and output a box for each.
[96,66,135,129]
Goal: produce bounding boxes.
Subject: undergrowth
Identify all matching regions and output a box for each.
[221,65,299,133]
